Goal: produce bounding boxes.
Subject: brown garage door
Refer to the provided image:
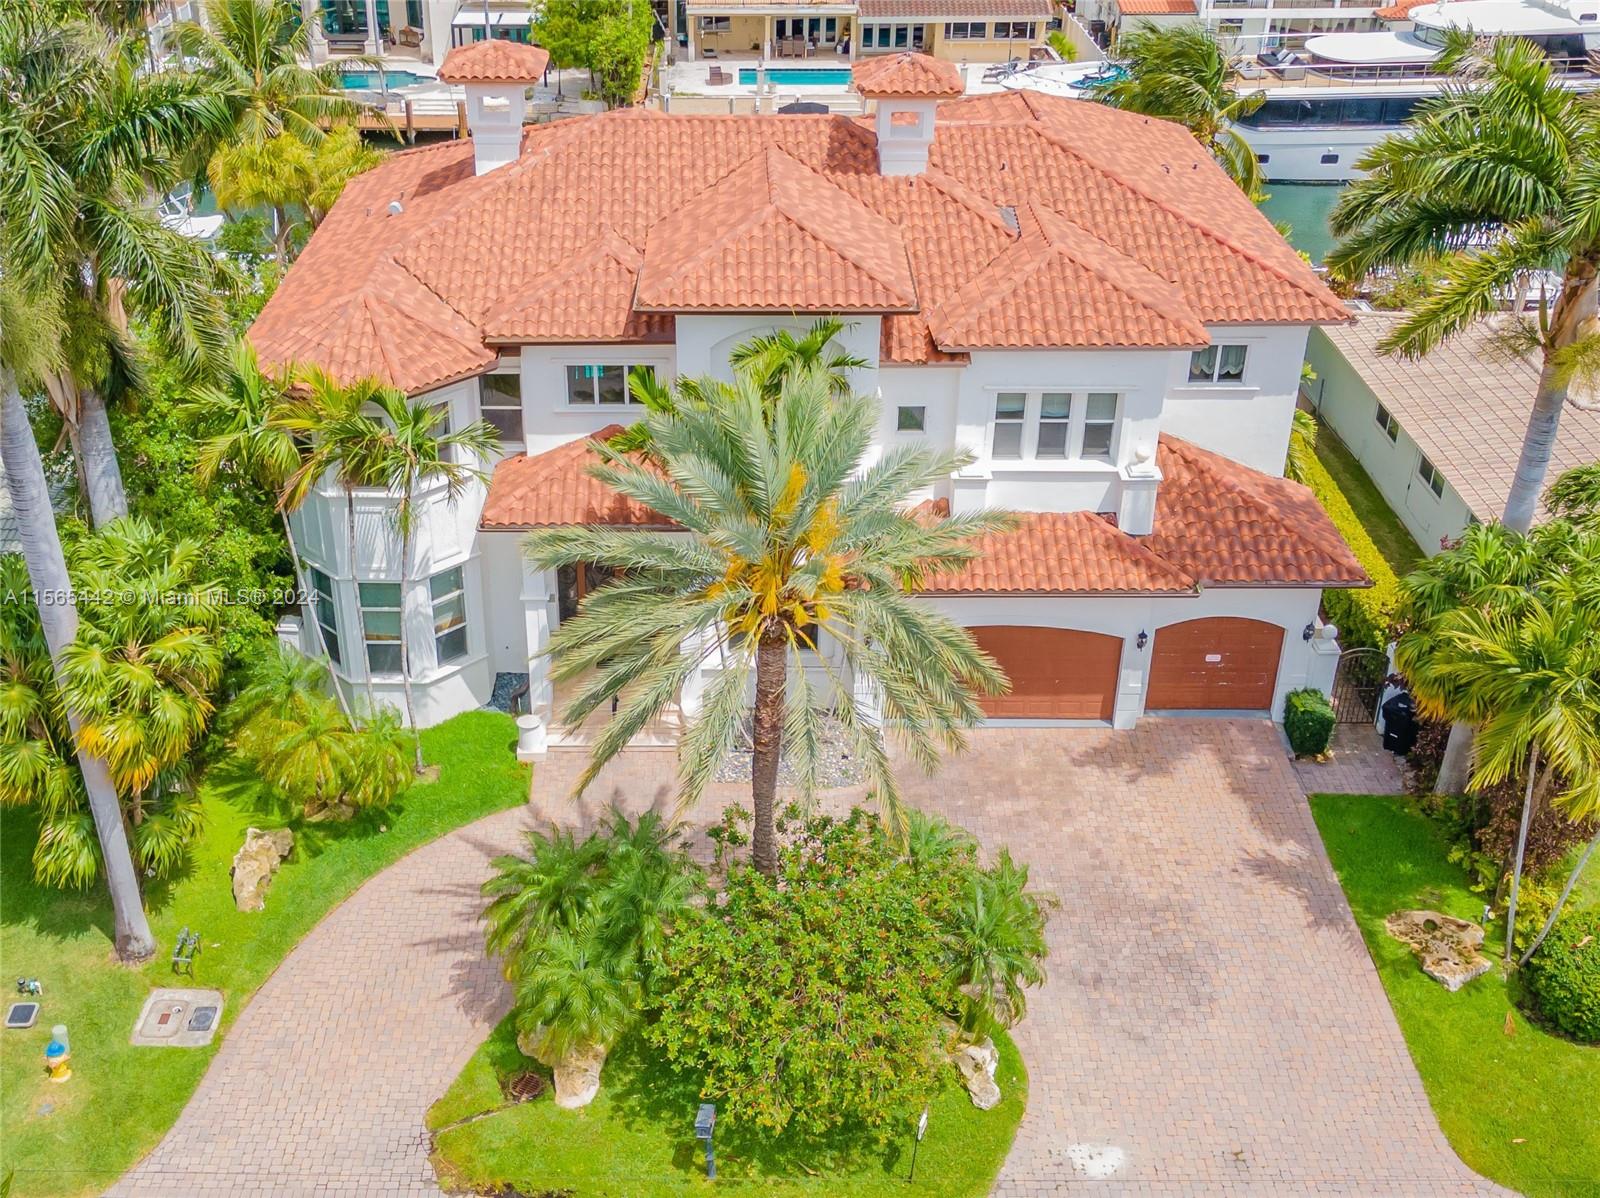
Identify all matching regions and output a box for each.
[969,626,1122,721]
[1146,617,1284,711]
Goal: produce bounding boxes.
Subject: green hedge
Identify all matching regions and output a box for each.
[1284,688,1336,756]
[1525,909,1600,1044]
[1289,427,1400,650]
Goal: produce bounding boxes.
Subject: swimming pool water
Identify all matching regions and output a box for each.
[339,70,426,90]
[737,67,853,86]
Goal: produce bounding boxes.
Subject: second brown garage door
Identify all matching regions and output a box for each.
[1146,617,1284,711]
[969,626,1122,721]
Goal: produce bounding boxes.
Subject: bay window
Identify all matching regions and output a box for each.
[358,582,403,676]
[309,567,342,666]
[430,566,468,665]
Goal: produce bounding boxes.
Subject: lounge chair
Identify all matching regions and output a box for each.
[707,65,730,85]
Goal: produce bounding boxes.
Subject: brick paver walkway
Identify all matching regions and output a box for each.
[114,720,1503,1197]
[1293,724,1407,796]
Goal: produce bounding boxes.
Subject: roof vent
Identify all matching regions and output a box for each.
[387,200,404,216]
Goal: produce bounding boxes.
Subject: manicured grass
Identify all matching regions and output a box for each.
[0,710,528,1198]
[1310,794,1600,1198]
[430,1015,1027,1197]
[1314,428,1426,575]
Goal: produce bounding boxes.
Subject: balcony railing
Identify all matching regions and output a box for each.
[1233,52,1594,89]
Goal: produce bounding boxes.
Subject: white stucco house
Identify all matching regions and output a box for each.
[252,43,1366,739]
[1304,311,1600,554]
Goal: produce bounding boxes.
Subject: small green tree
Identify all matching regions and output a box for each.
[944,849,1054,1040]
[532,0,652,107]
[210,126,383,261]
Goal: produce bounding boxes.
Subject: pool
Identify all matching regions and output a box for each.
[738,67,853,86]
[339,69,427,90]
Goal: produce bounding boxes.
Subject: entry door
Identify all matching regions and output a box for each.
[968,626,1122,721]
[1145,617,1284,711]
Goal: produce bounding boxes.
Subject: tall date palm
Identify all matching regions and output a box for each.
[524,364,1014,875]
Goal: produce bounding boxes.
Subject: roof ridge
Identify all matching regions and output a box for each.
[916,168,1017,236]
[1023,123,1341,318]
[1059,510,1198,589]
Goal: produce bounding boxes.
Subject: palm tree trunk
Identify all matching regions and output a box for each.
[1436,720,1474,795]
[396,489,426,774]
[1,374,155,962]
[1502,261,1596,532]
[346,486,377,717]
[73,387,129,527]
[272,205,292,263]
[750,629,787,876]
[281,513,355,722]
[1502,743,1540,966]
[1517,829,1598,967]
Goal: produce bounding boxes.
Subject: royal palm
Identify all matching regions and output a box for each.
[523,363,1014,875]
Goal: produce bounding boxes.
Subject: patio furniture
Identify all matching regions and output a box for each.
[396,25,421,47]
[707,65,730,85]
[327,31,368,52]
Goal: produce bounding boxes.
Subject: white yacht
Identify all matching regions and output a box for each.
[1233,0,1600,181]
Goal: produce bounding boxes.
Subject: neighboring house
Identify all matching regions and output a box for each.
[301,1,536,65]
[681,0,1054,63]
[1304,311,1600,553]
[1077,0,1382,52]
[251,43,1364,737]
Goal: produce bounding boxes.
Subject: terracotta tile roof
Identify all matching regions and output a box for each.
[437,39,550,84]
[478,426,677,529]
[1372,0,1427,17]
[860,0,1053,15]
[923,436,1368,594]
[1314,313,1600,526]
[635,146,920,312]
[1115,0,1198,14]
[1148,437,1369,586]
[851,52,965,99]
[252,94,1346,387]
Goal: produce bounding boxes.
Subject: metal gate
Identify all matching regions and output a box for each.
[1331,647,1389,724]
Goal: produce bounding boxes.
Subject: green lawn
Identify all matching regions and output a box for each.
[1314,428,1426,574]
[0,710,528,1198]
[1310,794,1600,1198]
[430,1015,1027,1197]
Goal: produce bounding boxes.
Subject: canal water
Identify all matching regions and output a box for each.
[1256,182,1346,266]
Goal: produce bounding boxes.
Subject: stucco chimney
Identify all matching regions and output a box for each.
[437,40,551,177]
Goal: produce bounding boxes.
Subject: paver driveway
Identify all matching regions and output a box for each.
[113,719,1505,1197]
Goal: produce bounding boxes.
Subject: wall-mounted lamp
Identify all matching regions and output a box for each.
[1136,630,1149,650]
[1302,623,1316,642]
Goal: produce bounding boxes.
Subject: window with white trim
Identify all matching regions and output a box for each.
[944,20,988,38]
[699,15,730,32]
[309,567,342,666]
[995,20,1036,37]
[1374,401,1399,441]
[1417,454,1445,499]
[989,389,1122,462]
[480,369,523,443]
[992,392,1026,459]
[430,566,468,665]
[564,363,655,406]
[1188,344,1248,383]
[358,582,403,676]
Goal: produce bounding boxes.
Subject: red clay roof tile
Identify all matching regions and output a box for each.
[852,52,966,98]
[478,426,676,529]
[437,39,550,84]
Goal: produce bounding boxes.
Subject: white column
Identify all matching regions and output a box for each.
[302,0,328,63]
[365,0,383,56]
[686,14,698,61]
[521,562,557,722]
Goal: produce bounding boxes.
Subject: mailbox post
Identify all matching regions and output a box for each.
[694,1102,716,1179]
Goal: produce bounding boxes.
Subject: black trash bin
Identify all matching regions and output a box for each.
[1380,691,1417,756]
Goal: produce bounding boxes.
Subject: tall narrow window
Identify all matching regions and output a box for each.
[359,582,403,676]
[1417,454,1445,499]
[430,566,468,665]
[309,567,341,666]
[1036,392,1072,458]
[1082,393,1118,460]
[480,372,523,442]
[1375,401,1399,441]
[993,392,1026,459]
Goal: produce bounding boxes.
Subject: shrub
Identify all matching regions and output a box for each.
[1284,688,1336,756]
[1289,426,1400,649]
[1524,909,1600,1043]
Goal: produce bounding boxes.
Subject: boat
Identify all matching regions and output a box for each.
[1231,0,1600,181]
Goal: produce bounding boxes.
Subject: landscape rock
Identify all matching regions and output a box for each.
[1385,909,1492,991]
[516,1029,608,1109]
[305,801,357,823]
[952,1036,1001,1110]
[231,827,294,912]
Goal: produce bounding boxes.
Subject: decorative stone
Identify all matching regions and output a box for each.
[516,1028,607,1109]
[304,801,356,823]
[1385,909,1492,991]
[952,1036,1001,1110]
[231,827,294,912]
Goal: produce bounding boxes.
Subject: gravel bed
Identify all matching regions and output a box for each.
[713,713,869,788]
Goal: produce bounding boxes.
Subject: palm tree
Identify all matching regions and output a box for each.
[190,342,355,718]
[728,317,868,400]
[367,390,498,771]
[1396,574,1600,964]
[0,353,155,959]
[524,363,1015,875]
[1329,35,1600,536]
[1546,463,1600,533]
[1091,22,1265,197]
[509,918,638,1097]
[0,5,232,527]
[944,850,1053,1039]
[278,369,396,716]
[483,828,607,966]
